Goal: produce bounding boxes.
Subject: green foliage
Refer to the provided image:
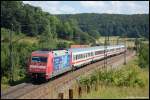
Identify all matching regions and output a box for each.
[2,1,149,45]
[1,1,95,44]
[1,1,149,87]
[89,74,98,85]
[1,28,41,82]
[88,30,100,39]
[57,42,69,49]
[78,59,147,88]
[57,13,149,39]
[138,42,149,68]
[79,76,90,87]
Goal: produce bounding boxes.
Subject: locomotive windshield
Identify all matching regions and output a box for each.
[32,56,47,63]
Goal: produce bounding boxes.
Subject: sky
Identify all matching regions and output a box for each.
[23,1,149,14]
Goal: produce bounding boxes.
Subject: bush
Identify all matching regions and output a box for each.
[138,42,149,68]
[78,59,147,88]
[57,42,69,49]
[2,76,9,84]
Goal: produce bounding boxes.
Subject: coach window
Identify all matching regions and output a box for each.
[73,55,75,60]
[75,55,76,60]
[95,51,97,55]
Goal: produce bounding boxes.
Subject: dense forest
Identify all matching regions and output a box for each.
[1,1,149,42]
[1,1,149,85]
[57,13,149,39]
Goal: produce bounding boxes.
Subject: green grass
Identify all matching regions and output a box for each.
[1,76,10,92]
[96,36,149,49]
[18,36,39,44]
[1,84,10,92]
[79,57,149,99]
[96,36,136,48]
[15,35,74,46]
[56,38,74,44]
[96,36,120,45]
[80,85,149,99]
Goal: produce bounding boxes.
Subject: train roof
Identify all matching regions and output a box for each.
[32,49,69,55]
[32,45,124,54]
[32,51,50,54]
[68,45,124,53]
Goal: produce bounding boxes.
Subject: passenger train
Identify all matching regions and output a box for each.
[27,45,126,80]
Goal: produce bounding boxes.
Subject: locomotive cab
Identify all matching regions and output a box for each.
[28,51,53,80]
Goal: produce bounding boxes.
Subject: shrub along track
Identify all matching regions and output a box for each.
[1,50,135,99]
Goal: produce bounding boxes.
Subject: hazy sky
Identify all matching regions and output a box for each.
[23,1,149,14]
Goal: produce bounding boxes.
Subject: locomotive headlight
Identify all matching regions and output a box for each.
[38,66,46,69]
[30,65,46,69]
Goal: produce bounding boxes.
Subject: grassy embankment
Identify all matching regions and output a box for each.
[79,56,149,99]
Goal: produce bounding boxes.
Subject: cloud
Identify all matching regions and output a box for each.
[80,1,149,14]
[23,1,149,14]
[59,5,78,14]
[23,1,79,14]
[80,1,106,7]
[111,1,149,14]
[23,1,61,14]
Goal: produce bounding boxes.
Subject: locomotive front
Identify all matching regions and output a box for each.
[28,51,53,80]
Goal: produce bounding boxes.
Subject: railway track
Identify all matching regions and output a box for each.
[1,50,135,99]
